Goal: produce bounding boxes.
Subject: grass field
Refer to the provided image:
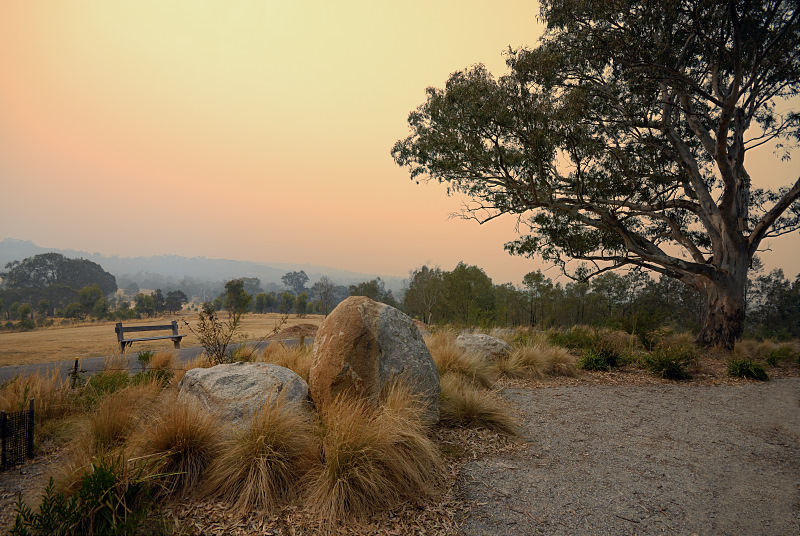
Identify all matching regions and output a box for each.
[0,312,323,367]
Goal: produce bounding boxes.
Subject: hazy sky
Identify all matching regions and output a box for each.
[1,1,798,286]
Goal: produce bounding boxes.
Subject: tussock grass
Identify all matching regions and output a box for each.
[134,395,222,499]
[640,336,697,380]
[257,342,314,383]
[202,394,318,516]
[86,383,161,451]
[0,368,73,424]
[149,351,176,370]
[438,373,516,435]
[305,383,442,523]
[728,358,770,381]
[496,341,578,379]
[425,331,494,388]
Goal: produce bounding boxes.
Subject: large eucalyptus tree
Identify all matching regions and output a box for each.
[393,0,800,347]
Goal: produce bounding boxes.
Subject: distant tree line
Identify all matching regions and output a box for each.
[2,253,798,341]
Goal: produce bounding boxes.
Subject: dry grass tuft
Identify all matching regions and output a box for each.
[496,341,578,379]
[86,383,161,451]
[425,331,494,388]
[149,351,176,370]
[0,368,74,424]
[202,394,318,516]
[257,342,314,383]
[438,373,517,435]
[172,354,211,387]
[133,394,222,499]
[305,383,443,523]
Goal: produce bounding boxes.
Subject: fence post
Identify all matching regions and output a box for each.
[1,410,6,467]
[70,358,79,389]
[28,398,35,459]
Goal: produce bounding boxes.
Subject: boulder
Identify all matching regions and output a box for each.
[309,296,440,424]
[177,362,309,423]
[454,333,511,361]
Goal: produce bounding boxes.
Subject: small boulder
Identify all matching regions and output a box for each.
[454,333,511,361]
[177,362,309,423]
[309,296,440,424]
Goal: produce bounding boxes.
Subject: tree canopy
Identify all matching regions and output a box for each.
[1,253,117,295]
[393,0,800,347]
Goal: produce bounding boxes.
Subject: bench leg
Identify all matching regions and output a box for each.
[173,340,181,349]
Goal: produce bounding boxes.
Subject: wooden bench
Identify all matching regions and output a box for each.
[115,321,185,353]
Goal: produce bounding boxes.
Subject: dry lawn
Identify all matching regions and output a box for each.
[0,313,323,367]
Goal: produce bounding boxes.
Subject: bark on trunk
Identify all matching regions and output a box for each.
[697,272,747,350]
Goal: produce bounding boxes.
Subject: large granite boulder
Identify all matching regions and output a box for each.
[454,333,511,361]
[177,362,309,423]
[309,296,440,424]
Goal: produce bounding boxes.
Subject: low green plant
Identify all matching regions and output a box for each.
[727,358,770,381]
[82,371,131,409]
[641,349,692,380]
[9,455,161,536]
[136,351,154,372]
[578,349,612,371]
[548,326,595,350]
[765,343,800,366]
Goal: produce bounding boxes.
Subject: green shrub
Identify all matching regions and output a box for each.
[727,358,770,381]
[765,343,800,367]
[641,348,692,380]
[548,326,595,350]
[578,349,612,371]
[82,371,131,408]
[9,456,161,536]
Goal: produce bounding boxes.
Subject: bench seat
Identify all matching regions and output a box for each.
[116,321,185,352]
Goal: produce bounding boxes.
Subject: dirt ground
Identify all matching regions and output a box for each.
[0,313,323,367]
[2,362,798,535]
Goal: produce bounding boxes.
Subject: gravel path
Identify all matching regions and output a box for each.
[456,378,800,536]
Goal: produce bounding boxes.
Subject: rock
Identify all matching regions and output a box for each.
[309,296,440,424]
[177,362,309,423]
[454,333,511,361]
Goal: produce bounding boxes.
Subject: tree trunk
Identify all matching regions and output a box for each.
[696,269,747,350]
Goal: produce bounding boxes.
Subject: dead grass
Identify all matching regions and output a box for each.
[496,340,578,379]
[201,394,318,516]
[438,373,517,435]
[133,394,222,499]
[0,313,323,367]
[305,383,443,523]
[425,331,494,388]
[0,367,74,424]
[256,342,314,383]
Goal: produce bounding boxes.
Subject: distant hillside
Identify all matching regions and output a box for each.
[0,238,405,292]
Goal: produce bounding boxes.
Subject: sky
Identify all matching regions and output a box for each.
[1,1,798,287]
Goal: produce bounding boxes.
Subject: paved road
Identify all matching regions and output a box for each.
[0,339,309,384]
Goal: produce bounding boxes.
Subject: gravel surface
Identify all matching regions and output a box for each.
[456,378,800,536]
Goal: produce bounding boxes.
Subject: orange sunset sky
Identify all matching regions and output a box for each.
[1,1,798,286]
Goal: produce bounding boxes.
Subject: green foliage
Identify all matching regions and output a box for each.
[281,270,309,295]
[578,349,611,372]
[641,348,693,381]
[9,456,160,536]
[82,371,131,408]
[185,295,246,366]
[392,0,800,348]
[548,326,595,350]
[727,359,770,381]
[348,277,401,309]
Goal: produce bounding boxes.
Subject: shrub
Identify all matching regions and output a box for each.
[81,371,132,409]
[727,358,770,381]
[578,349,612,371]
[765,342,800,366]
[425,331,494,388]
[9,455,160,536]
[202,394,317,516]
[438,373,516,434]
[134,397,221,499]
[547,325,595,350]
[641,348,692,380]
[304,383,442,523]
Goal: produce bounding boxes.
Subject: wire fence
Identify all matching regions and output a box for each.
[1,398,34,469]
